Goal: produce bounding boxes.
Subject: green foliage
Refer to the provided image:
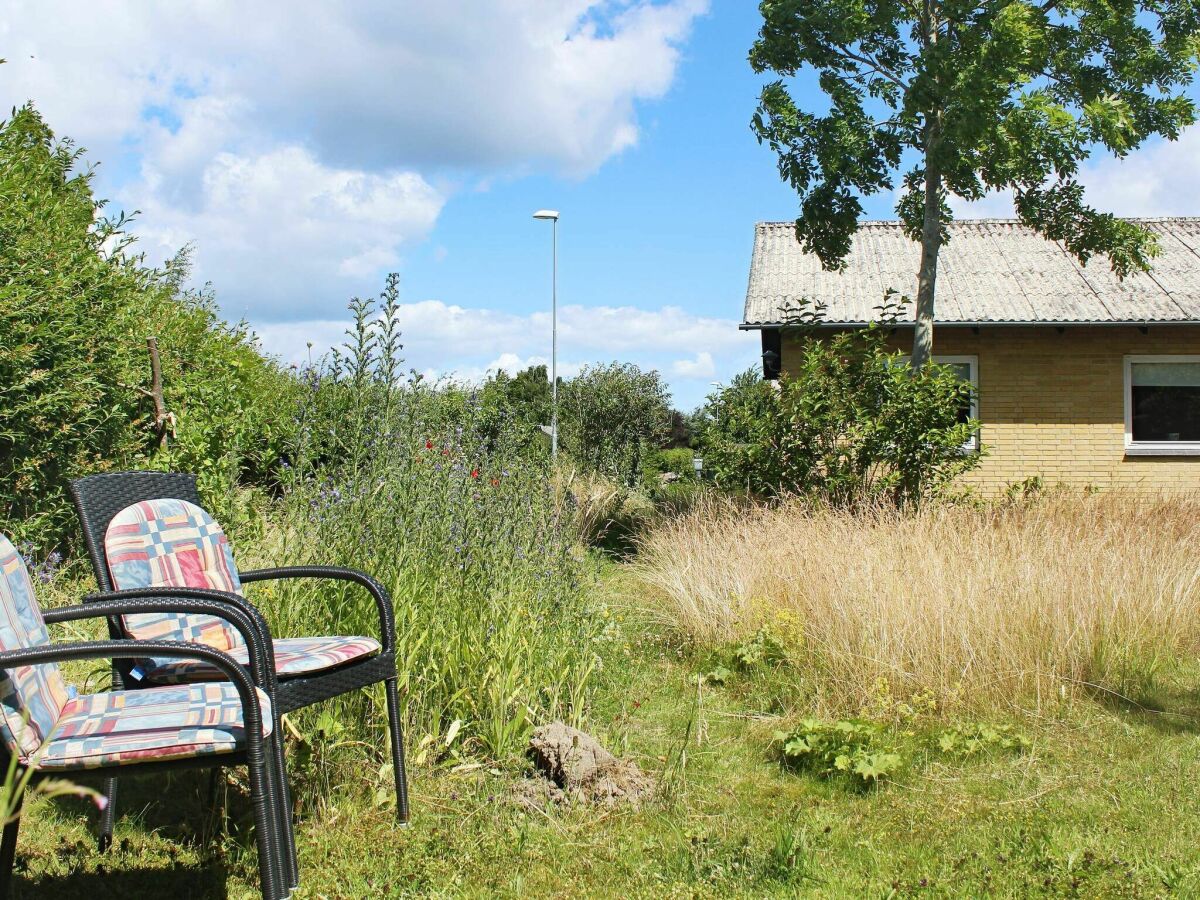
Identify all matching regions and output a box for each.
[480,364,553,443]
[558,362,672,488]
[0,105,295,547]
[775,718,905,787]
[936,723,1031,757]
[750,0,1200,278]
[700,313,980,504]
[259,282,606,763]
[642,447,698,483]
[732,627,786,670]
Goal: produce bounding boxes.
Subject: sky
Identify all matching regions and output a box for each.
[4,1,1200,410]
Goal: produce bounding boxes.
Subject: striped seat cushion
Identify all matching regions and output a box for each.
[35,682,273,769]
[141,635,382,684]
[0,536,72,758]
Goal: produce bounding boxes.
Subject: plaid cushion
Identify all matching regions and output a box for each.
[35,682,273,769]
[141,635,382,684]
[105,499,246,658]
[0,536,71,757]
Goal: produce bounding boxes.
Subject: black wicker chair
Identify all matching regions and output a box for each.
[0,534,294,899]
[69,471,410,854]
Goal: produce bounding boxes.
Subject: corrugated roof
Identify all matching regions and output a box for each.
[742,218,1200,327]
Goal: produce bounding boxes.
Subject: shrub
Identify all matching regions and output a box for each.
[0,105,295,547]
[247,283,607,761]
[559,362,672,488]
[700,321,979,505]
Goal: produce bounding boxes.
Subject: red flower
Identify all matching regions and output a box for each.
[442,448,450,456]
[471,469,480,479]
[425,439,433,450]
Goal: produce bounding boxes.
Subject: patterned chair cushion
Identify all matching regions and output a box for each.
[105,499,247,657]
[0,536,72,757]
[35,682,273,770]
[141,635,382,684]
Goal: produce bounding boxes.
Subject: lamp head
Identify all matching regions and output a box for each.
[532,209,560,221]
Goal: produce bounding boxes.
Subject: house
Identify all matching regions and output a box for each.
[741,218,1200,493]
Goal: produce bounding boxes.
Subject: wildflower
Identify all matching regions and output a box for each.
[471,469,480,479]
[425,440,433,450]
[490,478,500,487]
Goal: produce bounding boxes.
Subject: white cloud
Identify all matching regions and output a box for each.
[3,1,706,176]
[671,351,715,379]
[950,125,1200,221]
[133,145,444,320]
[1,1,707,322]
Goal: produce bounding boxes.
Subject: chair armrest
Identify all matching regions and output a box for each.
[238,566,396,651]
[44,596,276,690]
[0,640,269,761]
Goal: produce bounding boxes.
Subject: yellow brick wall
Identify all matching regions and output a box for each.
[780,325,1200,494]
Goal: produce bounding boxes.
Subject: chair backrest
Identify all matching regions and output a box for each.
[0,536,71,758]
[70,472,203,593]
[103,498,247,653]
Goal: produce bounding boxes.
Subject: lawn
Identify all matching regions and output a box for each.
[12,563,1200,899]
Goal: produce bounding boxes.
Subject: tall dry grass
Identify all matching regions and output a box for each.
[632,492,1200,714]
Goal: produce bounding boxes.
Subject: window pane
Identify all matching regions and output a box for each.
[1131,363,1200,441]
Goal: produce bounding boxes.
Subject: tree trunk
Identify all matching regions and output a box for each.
[911,125,942,369]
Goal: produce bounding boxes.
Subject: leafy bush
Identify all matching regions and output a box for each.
[249,283,607,762]
[700,320,980,505]
[0,105,295,547]
[775,718,903,787]
[559,362,672,488]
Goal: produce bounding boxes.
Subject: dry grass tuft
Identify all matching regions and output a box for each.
[632,492,1200,714]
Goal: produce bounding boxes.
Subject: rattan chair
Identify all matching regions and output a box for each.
[0,534,294,900]
[69,471,409,855]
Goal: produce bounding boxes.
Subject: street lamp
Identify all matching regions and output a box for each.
[533,209,560,460]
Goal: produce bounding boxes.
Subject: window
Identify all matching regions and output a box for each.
[898,355,980,451]
[1124,356,1200,455]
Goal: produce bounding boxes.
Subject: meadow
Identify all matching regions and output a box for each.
[12,488,1200,898]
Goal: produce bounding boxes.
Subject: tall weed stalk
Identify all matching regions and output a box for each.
[247,279,605,762]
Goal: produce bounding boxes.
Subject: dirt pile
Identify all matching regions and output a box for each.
[512,722,653,810]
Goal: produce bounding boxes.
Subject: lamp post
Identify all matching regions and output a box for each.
[532,209,560,460]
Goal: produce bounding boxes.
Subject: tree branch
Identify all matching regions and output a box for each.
[831,45,911,90]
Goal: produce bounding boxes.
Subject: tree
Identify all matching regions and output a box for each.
[559,363,672,487]
[751,0,1200,367]
[0,105,295,547]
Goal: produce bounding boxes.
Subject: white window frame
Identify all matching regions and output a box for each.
[1123,355,1200,456]
[898,354,980,452]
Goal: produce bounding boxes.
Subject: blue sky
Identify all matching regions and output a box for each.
[5,1,1199,409]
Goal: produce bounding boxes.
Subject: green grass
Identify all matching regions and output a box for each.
[13,574,1200,898]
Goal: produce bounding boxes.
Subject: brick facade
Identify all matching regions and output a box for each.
[780,325,1200,494]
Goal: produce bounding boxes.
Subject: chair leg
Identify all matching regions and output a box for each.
[271,728,299,889]
[246,750,285,900]
[385,677,410,824]
[0,787,24,897]
[97,777,117,852]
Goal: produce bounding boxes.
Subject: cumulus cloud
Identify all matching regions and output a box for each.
[3,1,706,176]
[134,145,445,319]
[1,0,706,321]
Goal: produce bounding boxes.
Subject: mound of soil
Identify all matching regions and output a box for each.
[513,722,654,810]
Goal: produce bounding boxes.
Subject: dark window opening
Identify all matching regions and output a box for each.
[1130,362,1200,443]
